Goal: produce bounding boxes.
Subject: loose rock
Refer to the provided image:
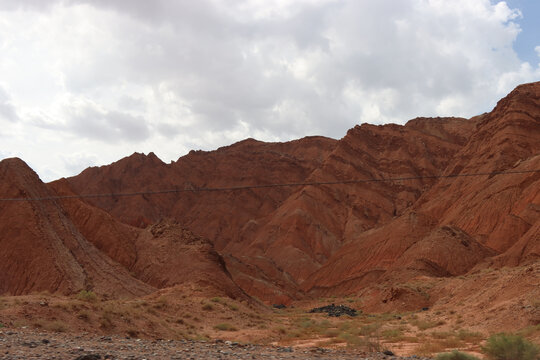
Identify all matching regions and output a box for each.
[309,304,358,317]
[0,327,434,360]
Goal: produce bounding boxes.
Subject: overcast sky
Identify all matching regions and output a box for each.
[1,0,539,181]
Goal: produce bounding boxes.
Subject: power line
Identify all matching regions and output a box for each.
[1,169,539,202]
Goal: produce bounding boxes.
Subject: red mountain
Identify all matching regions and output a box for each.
[1,82,538,315]
[0,158,153,297]
[303,82,540,298]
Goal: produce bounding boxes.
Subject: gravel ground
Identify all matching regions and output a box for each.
[0,329,435,360]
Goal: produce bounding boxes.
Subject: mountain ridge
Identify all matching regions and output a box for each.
[0,83,538,326]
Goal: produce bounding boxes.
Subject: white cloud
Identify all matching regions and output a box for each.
[61,98,151,142]
[61,152,99,176]
[0,85,19,122]
[0,0,538,181]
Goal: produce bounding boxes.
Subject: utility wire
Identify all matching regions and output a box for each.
[0,169,539,202]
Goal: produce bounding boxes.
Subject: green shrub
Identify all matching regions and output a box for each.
[483,333,539,360]
[76,290,97,302]
[436,350,480,360]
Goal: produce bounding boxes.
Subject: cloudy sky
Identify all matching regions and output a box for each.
[0,0,539,181]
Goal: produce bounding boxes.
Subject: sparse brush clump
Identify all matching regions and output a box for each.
[456,329,483,342]
[76,290,98,302]
[338,332,365,347]
[412,319,440,330]
[517,325,540,338]
[99,310,115,329]
[48,320,67,332]
[153,296,168,310]
[415,341,447,356]
[482,333,539,360]
[214,323,237,331]
[436,350,480,360]
[33,319,67,333]
[202,303,214,311]
[382,328,403,340]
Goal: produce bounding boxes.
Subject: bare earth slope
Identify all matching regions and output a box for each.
[302,82,540,315]
[59,136,337,252]
[230,117,475,287]
[46,180,250,300]
[0,158,248,300]
[0,158,153,298]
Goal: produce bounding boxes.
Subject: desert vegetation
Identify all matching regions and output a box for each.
[0,291,539,358]
[483,333,539,360]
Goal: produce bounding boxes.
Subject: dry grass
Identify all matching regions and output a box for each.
[409,328,486,356]
[517,324,540,338]
[32,319,67,332]
[412,319,444,330]
[99,309,115,329]
[76,290,98,302]
[214,323,237,331]
[202,303,214,311]
[153,296,169,310]
[415,341,449,356]
[382,328,404,341]
[456,329,483,342]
